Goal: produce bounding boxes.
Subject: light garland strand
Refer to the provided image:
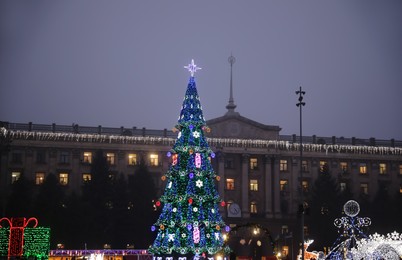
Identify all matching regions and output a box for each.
[2,128,402,156]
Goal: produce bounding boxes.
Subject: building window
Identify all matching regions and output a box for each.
[59,151,70,164]
[226,178,235,190]
[83,152,92,164]
[304,226,309,237]
[400,185,402,194]
[35,172,45,185]
[359,163,367,174]
[250,158,258,170]
[226,200,234,212]
[319,161,328,173]
[106,153,116,165]
[250,179,258,191]
[128,153,137,165]
[250,201,258,214]
[280,180,288,191]
[360,183,368,195]
[225,158,234,169]
[379,163,387,175]
[150,153,159,166]
[11,171,21,183]
[82,173,91,183]
[302,160,309,172]
[399,165,402,175]
[36,150,46,163]
[340,162,348,173]
[340,182,347,192]
[281,225,289,235]
[59,173,69,186]
[280,160,288,172]
[11,153,22,164]
[302,180,309,192]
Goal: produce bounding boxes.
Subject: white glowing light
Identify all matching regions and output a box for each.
[184,59,201,77]
[196,180,203,188]
[192,131,200,138]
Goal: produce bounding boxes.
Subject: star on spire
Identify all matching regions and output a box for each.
[184,59,202,77]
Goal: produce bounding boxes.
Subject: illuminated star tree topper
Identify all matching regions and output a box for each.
[184,59,202,77]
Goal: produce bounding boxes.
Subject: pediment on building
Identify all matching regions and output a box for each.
[206,113,281,140]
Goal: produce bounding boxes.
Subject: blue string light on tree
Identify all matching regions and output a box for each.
[149,60,230,259]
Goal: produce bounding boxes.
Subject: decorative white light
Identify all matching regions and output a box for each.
[196,180,203,188]
[192,131,200,138]
[184,59,201,77]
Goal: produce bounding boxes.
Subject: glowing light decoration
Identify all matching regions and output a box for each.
[350,231,402,259]
[325,201,371,260]
[172,154,178,165]
[149,61,229,258]
[184,59,201,77]
[196,180,203,188]
[0,217,50,260]
[193,226,200,244]
[192,131,200,138]
[195,153,202,168]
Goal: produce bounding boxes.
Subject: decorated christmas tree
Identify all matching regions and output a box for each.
[149,60,230,259]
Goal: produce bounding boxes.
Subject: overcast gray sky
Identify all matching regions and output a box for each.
[1,1,401,140]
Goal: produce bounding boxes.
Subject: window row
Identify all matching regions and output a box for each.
[224,157,402,175]
[11,171,100,186]
[224,177,402,195]
[11,151,161,167]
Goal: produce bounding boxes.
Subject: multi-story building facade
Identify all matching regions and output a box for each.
[1,61,401,258]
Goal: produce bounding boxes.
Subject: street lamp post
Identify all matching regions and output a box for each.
[296,86,306,260]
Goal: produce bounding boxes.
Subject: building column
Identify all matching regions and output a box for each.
[273,157,281,218]
[264,155,273,218]
[217,152,226,217]
[241,153,250,218]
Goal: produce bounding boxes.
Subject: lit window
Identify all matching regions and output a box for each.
[35,172,45,185]
[302,180,309,192]
[400,185,402,194]
[280,180,288,191]
[250,158,258,170]
[319,161,328,173]
[226,178,235,190]
[340,182,347,192]
[150,153,159,166]
[11,171,21,183]
[280,160,288,172]
[59,151,70,164]
[399,165,402,175]
[340,162,348,173]
[379,163,387,175]
[82,173,91,183]
[360,183,368,195]
[250,201,258,214]
[281,246,289,258]
[106,153,116,165]
[359,163,367,174]
[128,153,137,165]
[250,179,258,191]
[59,173,69,186]
[302,160,309,172]
[83,152,92,164]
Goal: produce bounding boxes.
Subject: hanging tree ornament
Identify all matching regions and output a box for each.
[195,153,202,168]
[196,179,203,188]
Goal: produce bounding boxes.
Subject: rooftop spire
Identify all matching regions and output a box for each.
[226,54,238,116]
